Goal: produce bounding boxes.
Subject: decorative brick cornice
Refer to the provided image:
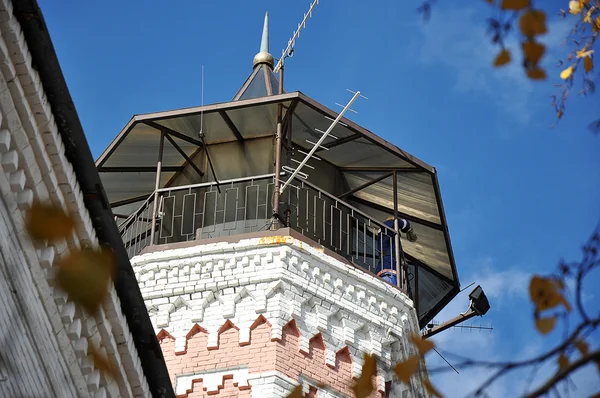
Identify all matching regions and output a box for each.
[134,236,429,396]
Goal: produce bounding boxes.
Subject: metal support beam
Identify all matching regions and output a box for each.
[219,111,244,142]
[164,132,205,177]
[144,121,204,147]
[98,166,182,173]
[421,308,478,339]
[149,131,165,246]
[316,133,361,152]
[272,62,285,229]
[349,195,445,232]
[339,166,425,172]
[393,171,403,291]
[339,172,393,199]
[110,193,154,208]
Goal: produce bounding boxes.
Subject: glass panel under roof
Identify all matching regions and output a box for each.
[344,171,441,225]
[321,138,415,168]
[407,260,455,325]
[240,65,268,100]
[154,111,233,144]
[224,101,289,139]
[268,68,283,95]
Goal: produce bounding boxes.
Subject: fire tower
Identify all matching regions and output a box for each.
[96,9,460,398]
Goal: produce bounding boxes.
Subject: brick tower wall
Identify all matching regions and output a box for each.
[133,234,429,397]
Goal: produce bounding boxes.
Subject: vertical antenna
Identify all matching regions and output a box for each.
[273,0,320,73]
[197,65,221,193]
[200,65,205,133]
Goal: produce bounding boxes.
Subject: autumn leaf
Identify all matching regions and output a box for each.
[352,353,377,398]
[569,0,583,15]
[584,57,593,73]
[56,248,116,315]
[89,344,115,378]
[501,0,530,10]
[394,355,420,383]
[522,41,546,64]
[575,339,590,356]
[519,10,548,37]
[527,67,547,80]
[560,66,575,80]
[410,334,435,355]
[576,49,594,58]
[26,202,76,241]
[558,353,569,370]
[286,385,304,398]
[584,7,596,23]
[535,316,556,335]
[494,49,511,67]
[529,275,572,312]
[423,378,444,398]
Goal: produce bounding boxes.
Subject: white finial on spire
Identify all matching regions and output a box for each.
[253,11,274,69]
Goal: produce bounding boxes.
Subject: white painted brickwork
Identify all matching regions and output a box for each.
[0,1,150,396]
[132,236,430,397]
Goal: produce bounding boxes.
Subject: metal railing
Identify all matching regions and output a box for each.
[118,174,400,280]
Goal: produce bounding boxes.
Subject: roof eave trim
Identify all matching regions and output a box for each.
[12,1,176,396]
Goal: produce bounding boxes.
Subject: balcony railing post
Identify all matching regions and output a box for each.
[149,130,165,246]
[392,170,403,291]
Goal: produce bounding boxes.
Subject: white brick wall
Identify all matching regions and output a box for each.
[132,235,430,397]
[0,1,151,396]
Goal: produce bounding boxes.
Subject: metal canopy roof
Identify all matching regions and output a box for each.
[96,91,460,325]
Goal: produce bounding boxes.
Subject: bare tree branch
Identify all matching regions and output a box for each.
[524,349,600,398]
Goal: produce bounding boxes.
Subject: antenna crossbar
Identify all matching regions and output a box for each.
[273,0,320,73]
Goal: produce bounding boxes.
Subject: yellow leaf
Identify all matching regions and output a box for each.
[522,41,546,64]
[584,6,596,23]
[394,355,420,383]
[560,66,574,79]
[501,0,530,10]
[584,57,593,73]
[56,249,116,315]
[519,10,548,37]
[577,49,594,58]
[575,339,589,356]
[535,316,556,335]
[494,49,511,67]
[89,344,115,378]
[410,334,435,355]
[26,202,76,241]
[569,0,583,15]
[423,378,444,398]
[526,67,547,80]
[594,16,600,32]
[286,385,304,398]
[557,110,563,119]
[558,353,569,370]
[529,276,571,312]
[352,353,377,398]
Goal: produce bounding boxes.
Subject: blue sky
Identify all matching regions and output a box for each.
[38,0,600,396]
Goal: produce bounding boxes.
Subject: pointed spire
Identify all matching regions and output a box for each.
[260,12,269,53]
[253,11,274,69]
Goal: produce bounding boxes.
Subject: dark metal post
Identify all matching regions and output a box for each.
[414,265,420,314]
[149,130,165,245]
[392,171,403,290]
[272,63,285,229]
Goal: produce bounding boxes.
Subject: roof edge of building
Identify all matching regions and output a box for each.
[11,1,175,396]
